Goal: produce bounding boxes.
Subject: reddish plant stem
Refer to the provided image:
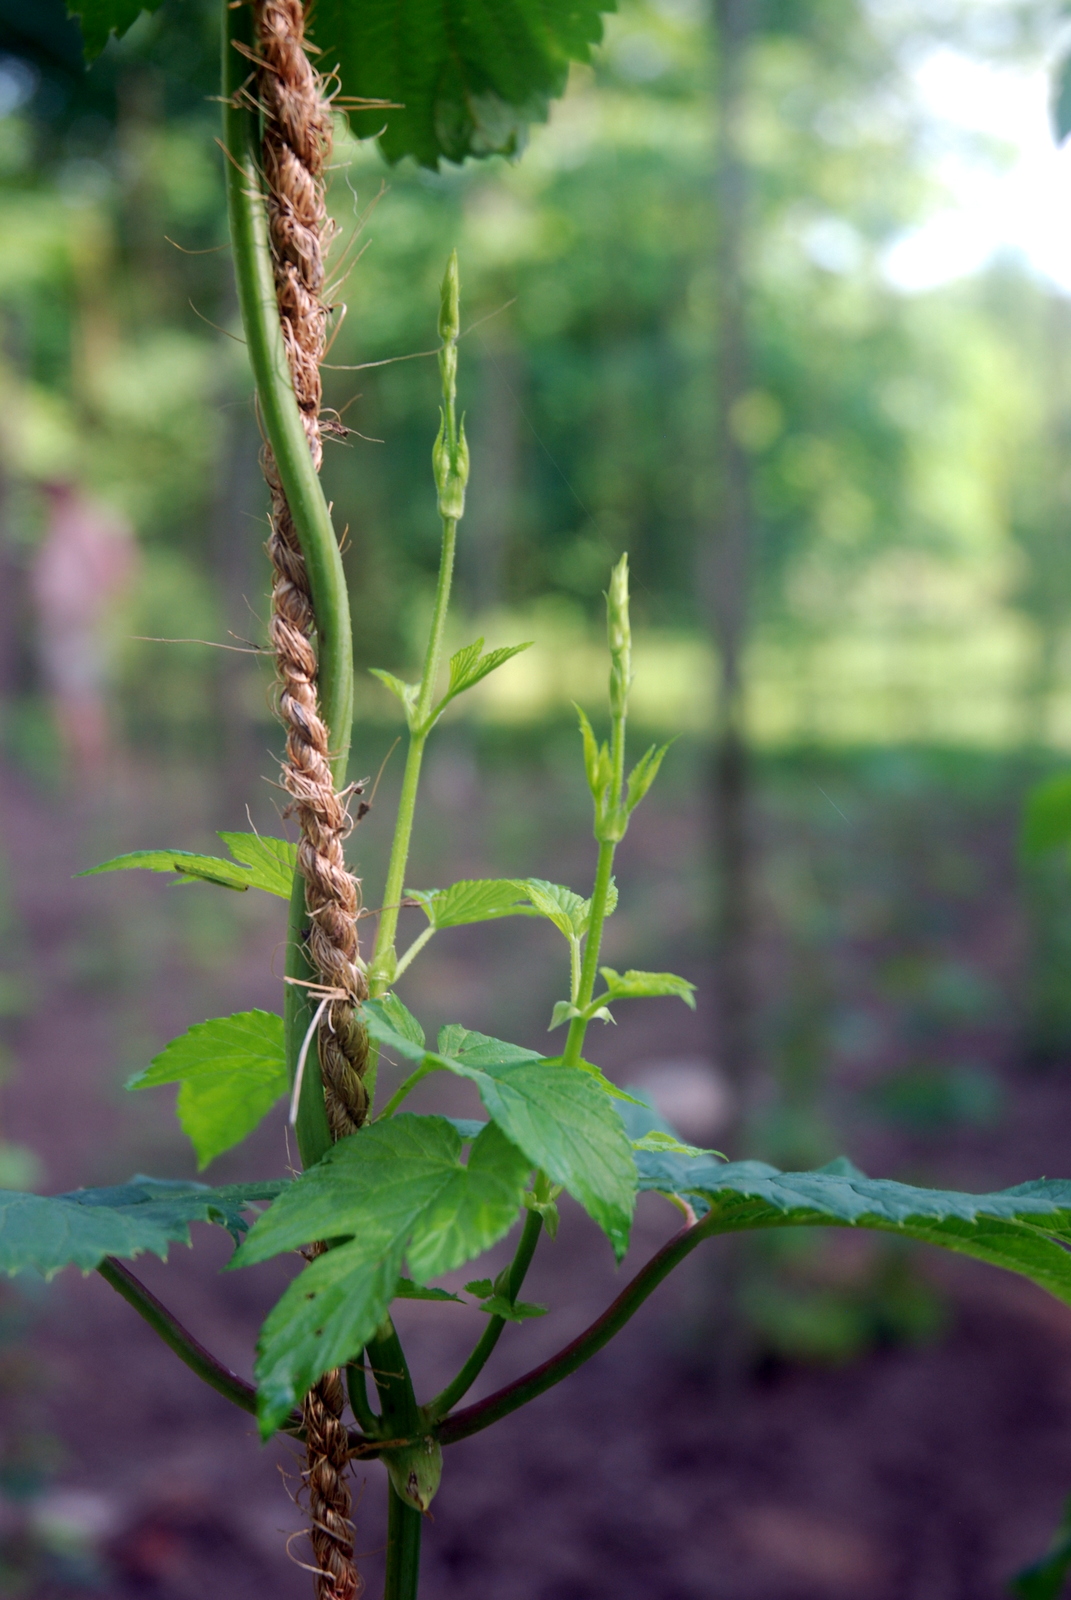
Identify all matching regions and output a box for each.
[436,1212,719,1446]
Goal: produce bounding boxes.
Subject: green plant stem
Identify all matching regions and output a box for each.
[376,1060,440,1120]
[563,838,616,1065]
[371,516,458,998]
[386,1485,423,1600]
[367,1318,424,1599]
[427,1208,543,1419]
[98,1258,260,1420]
[222,0,353,1169]
[437,1210,719,1446]
[346,1358,381,1436]
[563,592,630,1061]
[367,1317,421,1436]
[394,923,436,980]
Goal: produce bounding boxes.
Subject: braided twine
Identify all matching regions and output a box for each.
[247,2,366,1595]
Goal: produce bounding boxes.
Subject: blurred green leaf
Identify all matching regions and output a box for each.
[314,0,617,168]
[369,669,420,724]
[128,1010,288,1169]
[67,0,164,61]
[1023,773,1071,858]
[866,1063,1002,1133]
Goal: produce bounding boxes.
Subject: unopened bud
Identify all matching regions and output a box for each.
[607,553,631,656]
[607,554,632,719]
[433,414,469,520]
[438,249,461,343]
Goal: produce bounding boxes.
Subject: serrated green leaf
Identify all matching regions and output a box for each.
[625,742,672,814]
[464,1278,494,1297]
[617,1108,1071,1308]
[82,849,257,893]
[66,0,164,61]
[239,1114,529,1433]
[1022,773,1071,858]
[438,639,532,711]
[313,0,616,169]
[376,993,426,1050]
[0,1177,281,1279]
[599,968,696,1009]
[407,879,530,931]
[256,1239,404,1437]
[359,1008,636,1255]
[522,878,618,942]
[235,1115,466,1267]
[128,1011,287,1169]
[370,668,420,722]
[438,1056,636,1258]
[435,1026,540,1067]
[406,1121,531,1284]
[524,879,587,939]
[394,1278,462,1302]
[217,833,296,898]
[81,833,295,899]
[476,1294,547,1321]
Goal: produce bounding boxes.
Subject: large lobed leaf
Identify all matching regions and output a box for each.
[128,1011,288,1169]
[364,1001,636,1258]
[232,1114,530,1433]
[311,0,617,168]
[618,1099,1071,1306]
[0,1177,282,1278]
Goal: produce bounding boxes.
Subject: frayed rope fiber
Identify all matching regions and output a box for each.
[247,2,365,1595]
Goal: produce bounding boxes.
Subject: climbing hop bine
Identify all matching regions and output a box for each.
[244,1,364,1595]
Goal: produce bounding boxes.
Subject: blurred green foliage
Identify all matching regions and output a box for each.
[0,0,1067,759]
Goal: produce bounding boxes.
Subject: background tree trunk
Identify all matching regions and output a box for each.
[704,0,757,1118]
